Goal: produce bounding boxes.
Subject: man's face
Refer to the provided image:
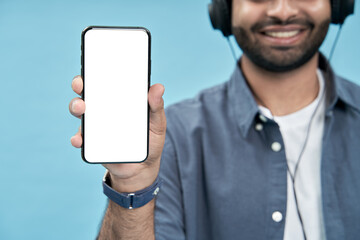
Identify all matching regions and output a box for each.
[232,0,331,72]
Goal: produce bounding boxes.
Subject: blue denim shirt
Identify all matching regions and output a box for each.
[154,54,360,240]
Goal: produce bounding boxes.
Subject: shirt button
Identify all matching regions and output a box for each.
[259,114,267,122]
[272,211,283,222]
[271,142,282,152]
[255,123,263,131]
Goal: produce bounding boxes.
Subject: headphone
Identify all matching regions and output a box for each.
[208,0,355,37]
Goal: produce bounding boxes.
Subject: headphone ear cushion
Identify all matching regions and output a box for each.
[331,0,355,24]
[331,0,341,24]
[208,0,232,36]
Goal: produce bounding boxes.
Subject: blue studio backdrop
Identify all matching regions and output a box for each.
[0,0,359,239]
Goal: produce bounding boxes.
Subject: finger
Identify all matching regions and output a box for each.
[69,97,86,119]
[70,126,82,148]
[72,75,83,96]
[148,83,166,135]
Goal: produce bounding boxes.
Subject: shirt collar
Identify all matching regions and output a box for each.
[228,52,360,138]
[319,53,360,114]
[228,59,259,138]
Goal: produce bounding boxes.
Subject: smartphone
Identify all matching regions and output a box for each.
[81,26,150,164]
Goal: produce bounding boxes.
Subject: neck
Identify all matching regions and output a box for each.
[241,53,320,116]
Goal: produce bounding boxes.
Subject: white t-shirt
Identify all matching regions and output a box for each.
[258,69,326,240]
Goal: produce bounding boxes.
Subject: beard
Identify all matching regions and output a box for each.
[232,17,331,72]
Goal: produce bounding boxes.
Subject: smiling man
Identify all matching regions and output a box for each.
[69,0,359,239]
[232,0,331,73]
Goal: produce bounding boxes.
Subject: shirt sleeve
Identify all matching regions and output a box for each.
[154,131,185,240]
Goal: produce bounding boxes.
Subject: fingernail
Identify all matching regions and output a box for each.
[72,76,81,88]
[72,77,77,86]
[73,75,81,81]
[72,100,78,111]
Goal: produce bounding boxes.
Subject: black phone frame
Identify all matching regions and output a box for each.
[80,26,151,164]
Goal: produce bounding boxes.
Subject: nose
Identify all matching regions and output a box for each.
[266,0,299,22]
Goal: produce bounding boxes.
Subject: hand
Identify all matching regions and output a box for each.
[69,75,167,192]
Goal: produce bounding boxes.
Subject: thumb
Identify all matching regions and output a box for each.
[148,83,166,135]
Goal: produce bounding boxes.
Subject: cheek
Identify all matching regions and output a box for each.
[299,0,331,22]
[232,2,264,29]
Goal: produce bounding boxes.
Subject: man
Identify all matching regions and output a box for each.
[69,0,360,239]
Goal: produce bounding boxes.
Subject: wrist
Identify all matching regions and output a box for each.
[109,168,159,193]
[103,170,163,209]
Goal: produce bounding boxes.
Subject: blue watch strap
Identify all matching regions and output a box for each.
[102,171,163,209]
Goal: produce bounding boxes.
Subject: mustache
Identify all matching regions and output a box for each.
[251,18,315,32]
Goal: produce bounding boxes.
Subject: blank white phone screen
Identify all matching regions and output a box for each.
[83,27,149,163]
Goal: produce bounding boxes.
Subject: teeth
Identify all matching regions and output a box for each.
[265,30,300,38]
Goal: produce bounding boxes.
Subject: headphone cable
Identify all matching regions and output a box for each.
[226,37,237,62]
[287,83,326,240]
[328,24,343,62]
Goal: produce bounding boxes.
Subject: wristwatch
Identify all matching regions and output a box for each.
[102,170,163,209]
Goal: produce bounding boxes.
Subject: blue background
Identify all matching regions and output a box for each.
[0,0,359,239]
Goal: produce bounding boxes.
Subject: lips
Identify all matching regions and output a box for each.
[257,25,308,45]
[264,30,300,38]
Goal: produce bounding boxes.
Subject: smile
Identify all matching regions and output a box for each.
[257,26,308,46]
[264,30,301,38]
